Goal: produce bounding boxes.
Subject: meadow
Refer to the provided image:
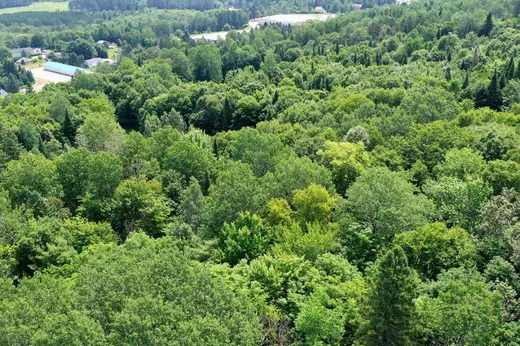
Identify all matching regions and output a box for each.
[0,1,68,14]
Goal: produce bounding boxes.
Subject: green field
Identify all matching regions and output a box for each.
[0,1,69,14]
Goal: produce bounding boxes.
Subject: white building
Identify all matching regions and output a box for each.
[44,61,90,77]
[85,58,114,67]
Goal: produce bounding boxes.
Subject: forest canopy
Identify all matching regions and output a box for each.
[2,0,520,345]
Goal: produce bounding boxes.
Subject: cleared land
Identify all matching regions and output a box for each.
[31,67,71,92]
[192,13,335,41]
[0,1,69,14]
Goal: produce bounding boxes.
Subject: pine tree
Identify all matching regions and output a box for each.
[445,67,451,81]
[221,96,232,132]
[500,72,507,89]
[358,246,418,346]
[463,70,470,89]
[472,46,480,69]
[63,108,76,145]
[506,55,516,80]
[6,74,19,93]
[515,59,520,79]
[479,13,493,37]
[487,69,503,111]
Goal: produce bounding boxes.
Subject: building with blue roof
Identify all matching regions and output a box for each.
[44,61,89,77]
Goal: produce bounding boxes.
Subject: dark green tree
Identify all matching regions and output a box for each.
[63,109,76,145]
[487,69,503,111]
[479,13,494,37]
[358,246,418,346]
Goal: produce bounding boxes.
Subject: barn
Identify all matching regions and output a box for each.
[44,61,89,77]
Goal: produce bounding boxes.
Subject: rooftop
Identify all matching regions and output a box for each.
[0,89,8,97]
[45,61,87,74]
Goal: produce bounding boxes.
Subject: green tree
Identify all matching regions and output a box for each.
[358,246,419,346]
[346,167,433,244]
[479,12,494,37]
[190,44,223,83]
[108,178,171,241]
[395,223,477,280]
[416,268,502,346]
[219,212,271,265]
[1,152,63,216]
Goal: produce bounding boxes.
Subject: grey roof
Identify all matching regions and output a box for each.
[0,89,8,97]
[16,57,32,63]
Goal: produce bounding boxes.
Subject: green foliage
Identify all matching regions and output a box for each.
[358,246,419,346]
[395,223,477,280]
[416,268,502,346]
[346,167,433,244]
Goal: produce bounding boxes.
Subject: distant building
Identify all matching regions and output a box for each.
[256,14,335,26]
[352,3,363,9]
[44,61,90,77]
[315,6,327,13]
[86,58,114,67]
[15,57,33,65]
[0,89,7,97]
[96,40,116,49]
[11,47,41,58]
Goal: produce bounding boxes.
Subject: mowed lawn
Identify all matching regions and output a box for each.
[0,1,69,14]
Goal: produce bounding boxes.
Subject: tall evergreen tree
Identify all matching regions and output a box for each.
[358,246,418,346]
[463,70,470,89]
[487,69,503,111]
[63,109,76,145]
[506,55,516,80]
[479,13,494,37]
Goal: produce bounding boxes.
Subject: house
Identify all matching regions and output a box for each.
[96,40,116,49]
[15,57,33,65]
[0,89,7,97]
[315,6,327,13]
[11,47,41,58]
[44,61,90,77]
[85,58,114,67]
[352,3,363,9]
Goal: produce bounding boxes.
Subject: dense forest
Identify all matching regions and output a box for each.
[3,0,520,345]
[69,0,216,11]
[0,0,32,9]
[0,0,68,9]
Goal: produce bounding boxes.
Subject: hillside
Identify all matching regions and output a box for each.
[1,0,520,345]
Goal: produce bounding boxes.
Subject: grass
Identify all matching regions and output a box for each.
[0,1,69,14]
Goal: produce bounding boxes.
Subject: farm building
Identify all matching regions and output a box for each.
[86,58,114,67]
[15,57,33,65]
[256,14,336,26]
[11,47,41,58]
[44,61,89,77]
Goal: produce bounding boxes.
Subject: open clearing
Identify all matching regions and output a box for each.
[0,1,69,14]
[192,13,336,41]
[31,67,71,92]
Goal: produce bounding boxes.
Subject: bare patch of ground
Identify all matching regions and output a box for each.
[30,67,72,92]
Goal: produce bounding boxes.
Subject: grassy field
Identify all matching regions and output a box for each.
[0,1,69,14]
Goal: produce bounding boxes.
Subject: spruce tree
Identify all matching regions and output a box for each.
[479,13,493,37]
[445,66,451,81]
[472,46,480,68]
[487,69,503,111]
[359,246,418,346]
[506,55,516,80]
[463,70,470,89]
[63,108,76,145]
[500,72,507,89]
